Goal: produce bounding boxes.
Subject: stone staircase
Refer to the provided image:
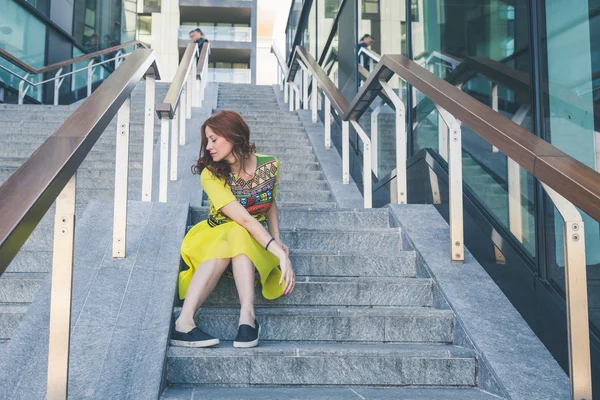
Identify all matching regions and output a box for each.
[0,82,170,343]
[160,84,501,399]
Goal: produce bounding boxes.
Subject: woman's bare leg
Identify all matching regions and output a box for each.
[175,257,230,332]
[231,254,256,327]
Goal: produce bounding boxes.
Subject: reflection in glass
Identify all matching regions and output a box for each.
[410,0,536,258]
[540,2,600,303]
[73,0,124,50]
[0,0,47,102]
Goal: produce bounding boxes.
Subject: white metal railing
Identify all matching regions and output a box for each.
[179,25,252,42]
[358,47,381,74]
[155,42,211,204]
[0,50,130,105]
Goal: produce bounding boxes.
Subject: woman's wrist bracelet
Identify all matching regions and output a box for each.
[265,237,275,251]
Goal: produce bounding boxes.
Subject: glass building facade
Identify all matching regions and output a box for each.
[285,0,600,389]
[0,0,133,104]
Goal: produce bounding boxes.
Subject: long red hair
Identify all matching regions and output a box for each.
[192,109,256,182]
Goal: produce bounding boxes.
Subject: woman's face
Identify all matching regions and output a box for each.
[205,126,234,163]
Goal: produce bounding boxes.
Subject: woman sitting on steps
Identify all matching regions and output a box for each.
[172,109,296,349]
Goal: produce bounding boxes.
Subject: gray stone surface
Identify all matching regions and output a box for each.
[0,305,27,340]
[389,204,570,400]
[191,206,390,230]
[204,276,433,307]
[0,200,188,399]
[163,387,503,400]
[167,342,475,386]
[274,87,364,209]
[173,306,453,342]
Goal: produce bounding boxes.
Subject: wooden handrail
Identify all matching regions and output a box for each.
[0,48,159,275]
[156,43,197,118]
[0,41,144,75]
[288,46,349,116]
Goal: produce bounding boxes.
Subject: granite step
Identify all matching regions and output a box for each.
[277,190,332,202]
[203,276,431,307]
[276,179,328,191]
[250,132,309,140]
[173,306,454,343]
[161,386,503,400]
[213,109,295,117]
[246,120,305,128]
[249,128,307,135]
[200,199,336,210]
[272,161,320,171]
[0,133,151,146]
[5,249,53,273]
[0,304,28,341]
[258,154,318,163]
[0,148,145,161]
[0,167,144,181]
[0,142,146,156]
[0,272,46,304]
[179,248,416,278]
[0,158,145,171]
[0,120,161,130]
[167,342,475,386]
[252,145,314,155]
[190,207,389,230]
[254,139,313,150]
[234,115,300,122]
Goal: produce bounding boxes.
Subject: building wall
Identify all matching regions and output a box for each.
[256,0,292,85]
[151,0,180,82]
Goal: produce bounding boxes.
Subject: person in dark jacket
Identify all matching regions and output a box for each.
[189,28,209,52]
[356,34,375,68]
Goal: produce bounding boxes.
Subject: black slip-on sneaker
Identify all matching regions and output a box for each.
[233,321,260,348]
[170,327,220,348]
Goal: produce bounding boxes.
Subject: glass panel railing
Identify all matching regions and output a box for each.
[208,68,251,84]
[179,25,251,42]
[411,86,537,258]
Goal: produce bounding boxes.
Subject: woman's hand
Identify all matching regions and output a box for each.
[275,239,289,255]
[279,256,295,296]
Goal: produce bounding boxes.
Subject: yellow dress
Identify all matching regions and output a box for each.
[179,154,284,301]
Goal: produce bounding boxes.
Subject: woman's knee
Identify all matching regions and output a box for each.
[202,257,231,271]
[232,253,252,265]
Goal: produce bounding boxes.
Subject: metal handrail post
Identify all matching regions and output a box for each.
[311,78,318,123]
[180,83,187,146]
[299,60,309,109]
[112,97,131,258]
[53,68,64,106]
[491,83,499,153]
[380,80,407,204]
[159,116,169,202]
[46,174,76,400]
[342,120,349,184]
[115,50,124,69]
[142,74,155,202]
[87,59,96,97]
[324,95,331,149]
[541,183,592,400]
[437,105,464,262]
[370,104,381,178]
[350,120,373,208]
[171,106,180,181]
[18,73,30,104]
